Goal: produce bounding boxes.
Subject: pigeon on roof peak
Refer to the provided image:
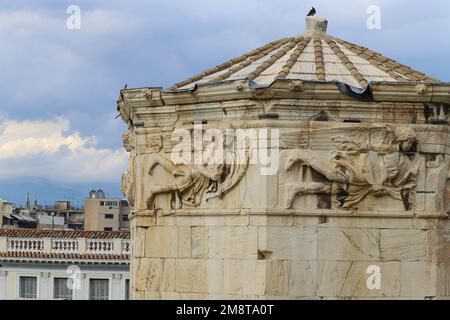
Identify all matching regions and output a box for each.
[307,7,316,16]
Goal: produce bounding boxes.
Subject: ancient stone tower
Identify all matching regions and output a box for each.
[119,16,450,299]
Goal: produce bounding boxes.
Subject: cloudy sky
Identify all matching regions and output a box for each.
[0,0,449,204]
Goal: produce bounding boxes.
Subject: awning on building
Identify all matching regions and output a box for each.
[10,213,36,222]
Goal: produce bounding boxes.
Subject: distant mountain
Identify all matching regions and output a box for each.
[0,177,123,207]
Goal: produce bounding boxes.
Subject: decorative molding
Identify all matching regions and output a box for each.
[121,80,450,108]
[136,207,447,219]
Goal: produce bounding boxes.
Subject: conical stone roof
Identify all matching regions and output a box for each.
[168,16,439,91]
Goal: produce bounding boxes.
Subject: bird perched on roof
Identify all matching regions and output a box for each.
[307,7,316,16]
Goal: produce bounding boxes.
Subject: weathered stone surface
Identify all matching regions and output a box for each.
[158,292,209,300]
[322,217,413,230]
[145,227,178,257]
[437,230,450,263]
[175,259,208,293]
[134,258,162,291]
[264,260,291,296]
[288,261,318,297]
[206,259,224,294]
[209,294,259,300]
[134,258,175,292]
[426,230,439,262]
[144,226,191,258]
[326,262,401,298]
[144,291,161,300]
[223,260,266,295]
[250,215,294,227]
[208,227,258,259]
[293,216,323,226]
[258,226,317,260]
[133,226,147,258]
[315,261,353,297]
[177,227,191,258]
[134,290,145,300]
[191,227,207,259]
[315,261,400,298]
[400,262,438,297]
[380,229,426,261]
[318,228,380,261]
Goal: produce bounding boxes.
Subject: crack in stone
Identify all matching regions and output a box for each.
[339,261,353,296]
[341,230,367,256]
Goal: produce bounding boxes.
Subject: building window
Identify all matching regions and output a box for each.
[122,215,129,222]
[104,214,114,219]
[19,276,37,299]
[53,278,73,300]
[120,200,129,207]
[104,227,113,231]
[101,201,118,207]
[125,279,130,300]
[89,279,109,300]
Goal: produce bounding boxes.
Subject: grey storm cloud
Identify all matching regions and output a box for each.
[0,0,449,186]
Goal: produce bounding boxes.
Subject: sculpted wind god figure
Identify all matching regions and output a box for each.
[286,125,423,210]
[145,124,249,210]
[121,131,136,207]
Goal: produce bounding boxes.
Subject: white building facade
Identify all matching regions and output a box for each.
[0,229,130,300]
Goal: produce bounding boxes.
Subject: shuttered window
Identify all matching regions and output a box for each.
[54,278,73,300]
[19,276,37,299]
[89,279,109,300]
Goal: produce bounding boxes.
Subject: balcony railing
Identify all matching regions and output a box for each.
[8,238,44,252]
[52,239,78,253]
[0,237,130,255]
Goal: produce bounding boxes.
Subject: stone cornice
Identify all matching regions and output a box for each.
[130,208,448,220]
[121,79,450,109]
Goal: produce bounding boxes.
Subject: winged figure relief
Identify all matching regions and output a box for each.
[286,125,423,210]
[145,127,249,210]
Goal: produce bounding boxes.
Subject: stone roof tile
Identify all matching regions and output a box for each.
[169,17,440,91]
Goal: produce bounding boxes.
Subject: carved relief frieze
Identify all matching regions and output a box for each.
[144,124,249,210]
[286,125,424,211]
[121,131,137,207]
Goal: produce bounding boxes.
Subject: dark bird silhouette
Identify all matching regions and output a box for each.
[119,84,128,101]
[307,7,316,16]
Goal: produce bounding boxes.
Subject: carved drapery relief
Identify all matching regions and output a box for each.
[117,99,132,127]
[122,131,135,153]
[144,134,163,153]
[286,125,423,210]
[121,131,136,207]
[145,126,249,210]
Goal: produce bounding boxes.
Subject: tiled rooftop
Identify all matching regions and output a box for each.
[0,228,129,239]
[0,251,129,261]
[0,228,130,263]
[168,16,439,91]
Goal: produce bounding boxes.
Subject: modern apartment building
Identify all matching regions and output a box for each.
[37,201,84,231]
[0,229,130,300]
[84,190,130,232]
